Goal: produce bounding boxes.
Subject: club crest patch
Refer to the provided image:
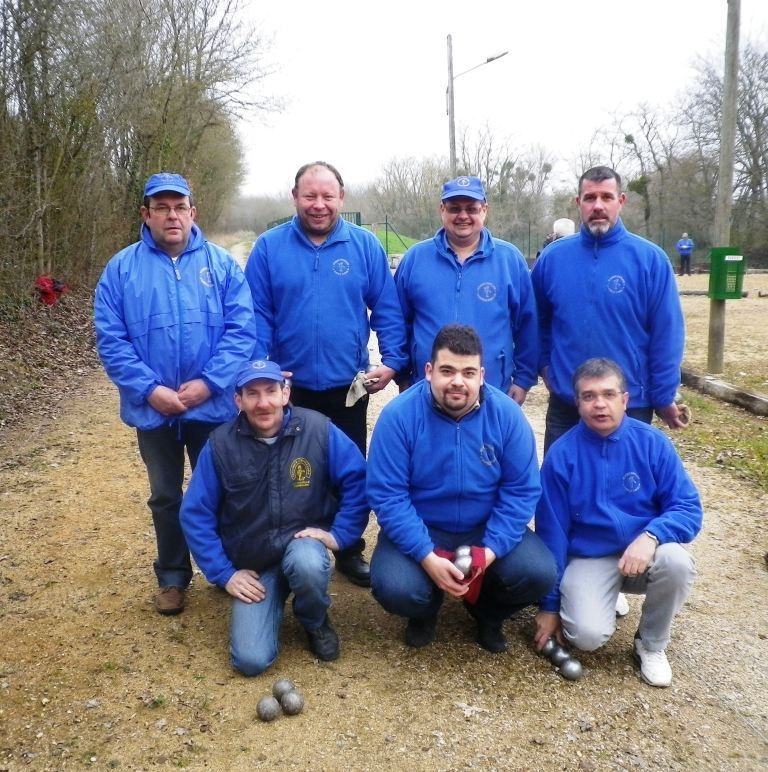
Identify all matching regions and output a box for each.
[623,472,641,493]
[332,259,351,276]
[199,267,214,287]
[290,457,312,488]
[607,275,626,293]
[477,282,496,302]
[480,443,497,466]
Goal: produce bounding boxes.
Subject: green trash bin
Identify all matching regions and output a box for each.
[708,247,745,300]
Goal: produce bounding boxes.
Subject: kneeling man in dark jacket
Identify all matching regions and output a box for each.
[181,360,368,675]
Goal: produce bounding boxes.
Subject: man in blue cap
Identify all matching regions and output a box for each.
[394,175,538,404]
[94,172,257,616]
[180,360,368,674]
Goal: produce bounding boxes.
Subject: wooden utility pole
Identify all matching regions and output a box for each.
[707,0,741,373]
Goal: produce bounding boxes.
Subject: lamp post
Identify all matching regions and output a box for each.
[446,34,508,177]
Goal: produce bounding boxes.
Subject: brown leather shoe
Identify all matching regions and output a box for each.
[155,586,185,616]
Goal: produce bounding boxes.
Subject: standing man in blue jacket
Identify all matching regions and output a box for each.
[245,161,408,587]
[531,166,688,453]
[675,232,695,276]
[180,360,368,675]
[534,358,702,687]
[94,172,257,616]
[394,176,538,404]
[367,325,556,653]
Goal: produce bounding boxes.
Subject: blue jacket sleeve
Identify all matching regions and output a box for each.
[244,236,273,360]
[94,257,164,404]
[510,255,539,390]
[201,251,258,394]
[364,242,408,372]
[393,250,415,382]
[326,425,369,550]
[530,255,552,375]
[482,405,542,557]
[179,443,237,588]
[367,406,434,562]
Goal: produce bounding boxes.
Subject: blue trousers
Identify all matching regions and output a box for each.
[230,538,331,676]
[371,526,556,626]
[136,420,220,588]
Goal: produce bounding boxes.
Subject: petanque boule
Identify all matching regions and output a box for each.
[272,678,296,701]
[558,657,583,681]
[549,645,571,666]
[540,637,556,657]
[453,554,472,576]
[256,695,281,722]
[455,545,471,558]
[280,690,305,716]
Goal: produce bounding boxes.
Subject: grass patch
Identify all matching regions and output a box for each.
[368,227,419,255]
[670,386,768,492]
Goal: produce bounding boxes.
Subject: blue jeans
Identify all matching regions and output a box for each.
[136,420,220,588]
[544,392,653,454]
[370,526,556,626]
[230,538,331,676]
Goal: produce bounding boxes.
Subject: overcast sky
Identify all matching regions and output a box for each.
[238,0,768,197]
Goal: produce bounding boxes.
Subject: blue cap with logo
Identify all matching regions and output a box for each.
[144,172,191,198]
[236,360,285,389]
[441,175,486,202]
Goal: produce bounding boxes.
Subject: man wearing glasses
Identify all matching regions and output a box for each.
[394,175,538,405]
[94,172,256,617]
[533,358,701,687]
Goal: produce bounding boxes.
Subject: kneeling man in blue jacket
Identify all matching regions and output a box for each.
[180,360,369,675]
[367,325,556,652]
[534,358,702,687]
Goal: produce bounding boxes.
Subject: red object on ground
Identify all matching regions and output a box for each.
[34,275,69,305]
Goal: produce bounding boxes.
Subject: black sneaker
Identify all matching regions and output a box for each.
[476,620,507,653]
[404,617,437,648]
[335,552,371,587]
[305,617,340,661]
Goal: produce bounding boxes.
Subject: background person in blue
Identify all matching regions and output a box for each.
[675,232,695,276]
[367,325,556,653]
[245,161,408,587]
[180,360,368,675]
[94,172,257,616]
[534,358,702,687]
[531,165,688,454]
[394,175,537,405]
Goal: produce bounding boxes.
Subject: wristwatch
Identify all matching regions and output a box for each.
[644,531,659,544]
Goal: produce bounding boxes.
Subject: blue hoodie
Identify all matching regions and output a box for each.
[395,228,538,390]
[94,223,257,430]
[536,416,703,612]
[245,217,407,390]
[367,379,541,562]
[531,220,684,408]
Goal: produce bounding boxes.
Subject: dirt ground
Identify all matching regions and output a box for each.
[0,270,766,771]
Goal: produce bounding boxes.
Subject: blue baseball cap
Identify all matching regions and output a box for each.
[236,360,285,388]
[144,172,191,198]
[441,176,486,202]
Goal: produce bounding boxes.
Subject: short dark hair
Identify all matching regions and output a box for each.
[578,166,622,196]
[430,324,483,363]
[292,161,344,194]
[572,357,627,394]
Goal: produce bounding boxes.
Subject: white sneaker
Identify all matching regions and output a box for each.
[615,592,630,617]
[633,637,672,687]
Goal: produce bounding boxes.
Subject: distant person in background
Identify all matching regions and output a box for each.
[675,233,694,276]
[531,165,688,454]
[94,172,257,616]
[394,175,538,405]
[245,161,408,587]
[539,217,576,254]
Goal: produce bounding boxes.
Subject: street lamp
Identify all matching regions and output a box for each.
[446,34,508,177]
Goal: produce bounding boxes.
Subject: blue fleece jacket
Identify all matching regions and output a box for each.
[394,228,538,391]
[245,216,407,390]
[367,379,541,562]
[180,410,368,588]
[94,224,257,430]
[531,220,684,408]
[536,416,702,612]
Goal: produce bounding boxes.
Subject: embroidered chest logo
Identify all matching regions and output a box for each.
[290,457,312,488]
[477,282,497,302]
[607,275,626,294]
[623,472,641,493]
[332,259,351,276]
[199,267,214,287]
[479,443,497,466]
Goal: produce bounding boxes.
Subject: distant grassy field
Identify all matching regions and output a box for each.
[369,227,419,255]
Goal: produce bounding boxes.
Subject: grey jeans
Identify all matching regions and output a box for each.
[559,543,696,652]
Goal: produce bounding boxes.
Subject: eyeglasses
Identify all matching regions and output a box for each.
[578,390,625,402]
[444,204,485,216]
[149,204,192,217]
